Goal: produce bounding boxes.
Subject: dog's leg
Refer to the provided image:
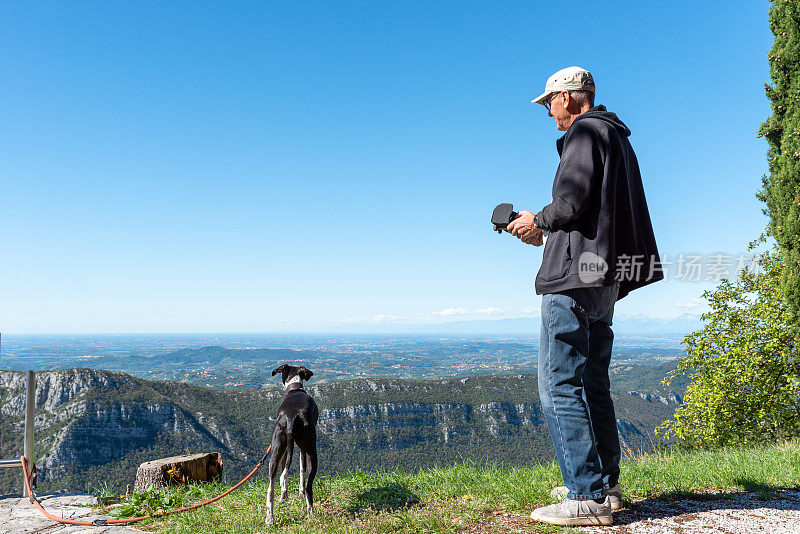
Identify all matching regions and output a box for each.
[279,440,294,502]
[303,430,318,517]
[298,449,306,499]
[304,451,317,516]
[265,451,281,526]
[265,433,287,526]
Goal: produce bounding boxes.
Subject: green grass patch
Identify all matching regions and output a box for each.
[113,440,800,533]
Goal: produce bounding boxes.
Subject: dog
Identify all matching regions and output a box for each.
[265,364,319,526]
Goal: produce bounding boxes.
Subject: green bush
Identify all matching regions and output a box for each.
[108,484,207,519]
[657,244,800,447]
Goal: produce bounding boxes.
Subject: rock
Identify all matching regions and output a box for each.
[0,493,139,533]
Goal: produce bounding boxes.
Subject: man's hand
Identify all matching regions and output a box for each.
[507,210,544,246]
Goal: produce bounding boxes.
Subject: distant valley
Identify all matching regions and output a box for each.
[1,334,686,388]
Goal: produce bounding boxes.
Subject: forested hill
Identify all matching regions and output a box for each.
[0,367,683,494]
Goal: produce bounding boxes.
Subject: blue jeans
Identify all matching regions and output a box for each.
[538,284,621,500]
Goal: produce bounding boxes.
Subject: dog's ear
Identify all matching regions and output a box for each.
[298,367,313,381]
[272,364,287,377]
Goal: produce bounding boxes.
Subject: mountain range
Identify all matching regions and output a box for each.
[322,314,703,335]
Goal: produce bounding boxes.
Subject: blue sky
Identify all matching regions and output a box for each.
[0,1,774,333]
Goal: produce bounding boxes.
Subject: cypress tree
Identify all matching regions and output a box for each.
[757,0,800,325]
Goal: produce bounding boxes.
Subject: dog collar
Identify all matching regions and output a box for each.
[284,375,303,390]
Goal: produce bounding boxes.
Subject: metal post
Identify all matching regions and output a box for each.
[23,370,35,497]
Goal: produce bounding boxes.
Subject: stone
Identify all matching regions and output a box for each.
[0,493,139,533]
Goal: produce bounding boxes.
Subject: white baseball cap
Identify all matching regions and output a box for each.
[531,66,595,105]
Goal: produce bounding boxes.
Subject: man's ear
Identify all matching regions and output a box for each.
[557,90,569,110]
[298,367,313,381]
[562,91,582,113]
[272,364,287,376]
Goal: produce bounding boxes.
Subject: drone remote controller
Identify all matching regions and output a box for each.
[491,203,519,234]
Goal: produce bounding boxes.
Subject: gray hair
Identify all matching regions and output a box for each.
[569,90,595,108]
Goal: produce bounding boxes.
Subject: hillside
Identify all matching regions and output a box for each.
[0,367,682,495]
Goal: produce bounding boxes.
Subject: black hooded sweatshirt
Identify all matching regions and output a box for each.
[534,105,663,301]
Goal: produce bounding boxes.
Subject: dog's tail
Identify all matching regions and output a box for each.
[283,427,296,471]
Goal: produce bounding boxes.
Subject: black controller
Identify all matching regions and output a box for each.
[491,203,519,234]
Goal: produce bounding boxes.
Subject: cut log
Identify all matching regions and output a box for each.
[134,453,222,491]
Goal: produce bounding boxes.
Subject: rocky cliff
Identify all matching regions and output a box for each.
[0,369,678,493]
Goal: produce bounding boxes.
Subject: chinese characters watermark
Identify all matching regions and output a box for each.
[577,252,761,284]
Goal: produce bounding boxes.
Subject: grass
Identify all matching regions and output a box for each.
[104,440,800,533]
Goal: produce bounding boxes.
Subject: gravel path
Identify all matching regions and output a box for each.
[0,493,140,534]
[582,488,800,534]
[4,489,800,533]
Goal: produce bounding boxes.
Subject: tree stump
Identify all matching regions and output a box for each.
[134,453,222,491]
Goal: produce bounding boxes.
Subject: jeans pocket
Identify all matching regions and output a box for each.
[587,285,617,323]
[568,288,598,320]
[586,287,604,316]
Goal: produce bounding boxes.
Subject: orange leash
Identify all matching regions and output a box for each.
[20,445,271,526]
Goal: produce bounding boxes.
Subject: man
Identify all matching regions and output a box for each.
[506,66,663,526]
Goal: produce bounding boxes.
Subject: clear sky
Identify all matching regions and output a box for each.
[0,1,774,333]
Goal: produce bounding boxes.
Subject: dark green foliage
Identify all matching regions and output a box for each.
[346,483,420,514]
[757,0,800,325]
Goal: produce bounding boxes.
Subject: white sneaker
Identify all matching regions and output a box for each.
[550,483,623,511]
[531,497,613,526]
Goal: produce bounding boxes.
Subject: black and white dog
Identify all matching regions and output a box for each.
[265,364,319,526]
